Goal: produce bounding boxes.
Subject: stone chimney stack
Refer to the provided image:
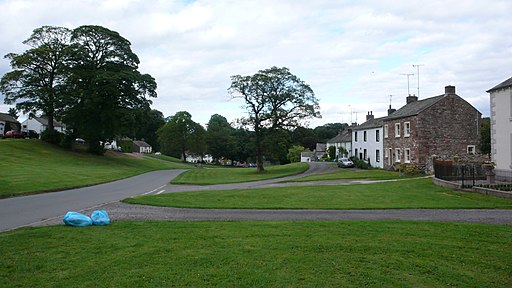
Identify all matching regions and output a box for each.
[366,111,374,121]
[445,85,456,95]
[406,95,418,104]
[388,105,396,116]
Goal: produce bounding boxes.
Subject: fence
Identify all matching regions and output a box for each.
[433,160,486,188]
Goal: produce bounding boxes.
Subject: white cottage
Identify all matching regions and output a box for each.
[21,115,66,134]
[352,112,385,168]
[487,77,512,181]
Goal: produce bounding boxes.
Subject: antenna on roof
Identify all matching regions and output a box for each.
[389,94,392,106]
[412,64,424,98]
[400,73,414,96]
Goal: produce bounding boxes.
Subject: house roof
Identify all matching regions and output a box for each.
[487,76,512,93]
[352,116,386,130]
[315,143,326,152]
[327,129,352,143]
[0,113,19,123]
[133,140,151,147]
[301,151,315,158]
[385,95,445,121]
[32,115,65,128]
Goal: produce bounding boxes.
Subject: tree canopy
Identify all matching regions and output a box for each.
[229,66,320,172]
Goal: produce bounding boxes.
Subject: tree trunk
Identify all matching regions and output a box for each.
[255,130,265,173]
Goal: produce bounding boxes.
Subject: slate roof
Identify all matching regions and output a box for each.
[300,151,315,158]
[316,143,326,152]
[133,140,151,147]
[487,76,512,93]
[327,129,352,143]
[385,95,445,121]
[0,112,19,123]
[32,115,65,128]
[352,116,387,130]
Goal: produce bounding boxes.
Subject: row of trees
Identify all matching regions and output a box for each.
[1,25,156,153]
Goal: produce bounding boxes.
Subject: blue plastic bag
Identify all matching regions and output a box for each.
[91,210,110,226]
[63,211,92,227]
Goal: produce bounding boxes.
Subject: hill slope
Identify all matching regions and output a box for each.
[0,139,191,198]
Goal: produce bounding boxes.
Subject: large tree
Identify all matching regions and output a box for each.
[1,26,72,132]
[157,111,206,161]
[63,25,156,153]
[229,66,320,172]
[206,114,237,163]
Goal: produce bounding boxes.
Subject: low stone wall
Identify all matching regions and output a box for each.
[432,177,512,199]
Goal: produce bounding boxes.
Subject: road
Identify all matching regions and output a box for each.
[2,162,512,231]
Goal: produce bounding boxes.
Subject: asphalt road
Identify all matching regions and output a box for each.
[2,162,512,231]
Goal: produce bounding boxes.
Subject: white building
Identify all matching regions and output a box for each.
[21,115,66,134]
[352,112,385,168]
[487,77,512,181]
[326,127,353,158]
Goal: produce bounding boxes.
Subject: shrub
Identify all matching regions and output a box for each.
[40,130,63,145]
[395,163,422,175]
[350,156,370,169]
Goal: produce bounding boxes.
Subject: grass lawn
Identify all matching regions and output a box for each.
[170,162,309,185]
[289,168,420,182]
[125,178,512,209]
[0,139,193,198]
[1,221,511,287]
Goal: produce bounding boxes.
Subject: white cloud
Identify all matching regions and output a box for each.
[1,0,511,126]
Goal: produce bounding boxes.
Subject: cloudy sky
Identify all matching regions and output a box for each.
[1,0,511,127]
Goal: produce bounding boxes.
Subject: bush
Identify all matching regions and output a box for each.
[395,163,422,175]
[350,156,370,169]
[40,130,64,145]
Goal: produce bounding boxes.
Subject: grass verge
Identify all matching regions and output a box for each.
[1,221,511,287]
[125,178,512,209]
[0,139,192,198]
[170,162,309,185]
[289,168,420,182]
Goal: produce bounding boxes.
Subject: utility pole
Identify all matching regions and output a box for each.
[412,64,424,98]
[400,73,414,95]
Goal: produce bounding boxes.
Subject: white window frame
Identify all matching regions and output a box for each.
[384,125,388,138]
[388,148,393,165]
[363,149,367,160]
[395,148,401,163]
[404,122,411,137]
[404,148,411,163]
[363,131,367,142]
[395,123,401,138]
[376,149,380,162]
[467,145,476,154]
[376,130,380,142]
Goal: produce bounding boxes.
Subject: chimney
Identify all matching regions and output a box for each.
[366,111,374,121]
[388,105,396,116]
[445,85,455,95]
[406,95,418,104]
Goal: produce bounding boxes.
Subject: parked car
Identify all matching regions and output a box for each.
[337,157,354,168]
[3,131,25,139]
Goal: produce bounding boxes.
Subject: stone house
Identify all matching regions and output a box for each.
[383,86,481,172]
[487,76,512,181]
[352,112,385,168]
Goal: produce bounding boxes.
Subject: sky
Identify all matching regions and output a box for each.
[1,0,511,128]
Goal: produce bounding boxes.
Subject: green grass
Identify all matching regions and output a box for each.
[289,168,420,182]
[1,221,511,287]
[170,162,309,185]
[125,178,512,209]
[0,139,193,198]
[145,153,185,163]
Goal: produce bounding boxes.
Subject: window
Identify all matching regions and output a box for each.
[388,148,393,165]
[355,131,358,142]
[363,131,367,142]
[395,148,401,163]
[376,149,380,162]
[376,130,380,142]
[395,123,401,138]
[405,148,411,163]
[355,148,358,158]
[363,149,367,160]
[384,125,388,138]
[467,145,475,154]
[404,122,411,137]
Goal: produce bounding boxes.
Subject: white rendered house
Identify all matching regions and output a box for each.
[21,115,66,134]
[352,112,385,168]
[487,77,512,181]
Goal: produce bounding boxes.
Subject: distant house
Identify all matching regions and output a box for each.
[315,143,327,160]
[21,115,66,135]
[300,151,316,162]
[0,112,20,136]
[326,126,353,159]
[132,140,152,154]
[383,86,481,172]
[352,112,385,168]
[487,76,512,181]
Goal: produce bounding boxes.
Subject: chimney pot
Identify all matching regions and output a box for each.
[406,95,418,104]
[445,85,456,95]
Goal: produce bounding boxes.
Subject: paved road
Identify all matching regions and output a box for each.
[2,162,512,231]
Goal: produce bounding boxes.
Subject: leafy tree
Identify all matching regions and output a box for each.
[231,127,255,164]
[63,25,156,154]
[229,66,320,172]
[291,126,318,151]
[287,145,308,163]
[262,128,292,164]
[479,117,491,155]
[157,111,206,161]
[1,26,72,133]
[327,145,336,161]
[8,108,18,119]
[314,123,345,143]
[206,114,237,163]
